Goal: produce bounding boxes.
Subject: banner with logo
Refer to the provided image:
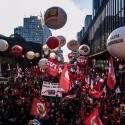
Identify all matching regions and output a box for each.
[41,81,62,97]
[46,58,59,77]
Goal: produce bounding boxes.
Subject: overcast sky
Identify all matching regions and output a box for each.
[0,0,92,40]
[0,0,92,61]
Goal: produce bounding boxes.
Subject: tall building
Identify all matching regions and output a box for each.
[14,16,52,44]
[93,0,104,17]
[85,15,92,31]
[77,27,85,43]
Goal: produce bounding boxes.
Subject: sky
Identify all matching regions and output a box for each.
[0,0,92,61]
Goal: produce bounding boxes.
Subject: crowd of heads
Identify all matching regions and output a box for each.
[0,62,125,125]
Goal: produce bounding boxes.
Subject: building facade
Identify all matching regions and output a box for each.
[93,0,104,17]
[78,0,125,55]
[78,0,125,91]
[14,16,52,44]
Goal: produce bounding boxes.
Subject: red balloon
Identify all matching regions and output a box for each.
[47,36,59,49]
[11,45,23,57]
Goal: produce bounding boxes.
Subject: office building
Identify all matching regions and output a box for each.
[14,16,52,44]
[85,15,92,31]
[93,0,104,17]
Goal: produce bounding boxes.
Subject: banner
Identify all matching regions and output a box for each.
[41,81,62,97]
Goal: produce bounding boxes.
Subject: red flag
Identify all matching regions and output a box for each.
[46,58,59,77]
[31,98,47,118]
[84,108,103,125]
[59,64,70,92]
[107,57,116,89]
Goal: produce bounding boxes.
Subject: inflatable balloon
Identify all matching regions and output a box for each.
[57,35,66,47]
[11,45,23,57]
[107,26,125,59]
[38,58,48,68]
[79,44,90,56]
[26,51,35,60]
[44,7,67,29]
[47,36,59,49]
[49,52,56,59]
[77,56,88,67]
[35,52,40,58]
[67,40,80,50]
[0,39,8,51]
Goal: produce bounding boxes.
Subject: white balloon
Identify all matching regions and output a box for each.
[79,44,90,56]
[26,51,35,60]
[0,39,9,51]
[35,52,40,57]
[49,52,56,59]
[107,26,125,59]
[38,58,48,68]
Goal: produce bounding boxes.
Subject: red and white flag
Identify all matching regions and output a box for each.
[84,108,103,125]
[107,57,116,89]
[31,98,47,118]
[59,64,70,92]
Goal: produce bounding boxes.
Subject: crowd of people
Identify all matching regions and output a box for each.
[0,64,125,125]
